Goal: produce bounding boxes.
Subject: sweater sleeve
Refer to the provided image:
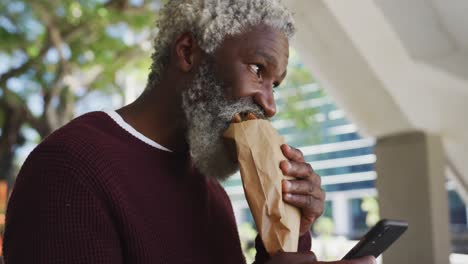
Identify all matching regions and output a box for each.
[253,231,312,264]
[3,145,123,264]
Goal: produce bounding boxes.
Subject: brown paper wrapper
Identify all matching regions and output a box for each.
[223,119,300,255]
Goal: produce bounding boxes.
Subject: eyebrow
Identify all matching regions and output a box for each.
[255,50,287,80]
[255,50,278,67]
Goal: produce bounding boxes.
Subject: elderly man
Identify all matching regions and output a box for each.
[4,1,375,263]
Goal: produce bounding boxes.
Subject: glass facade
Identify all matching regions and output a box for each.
[224,83,379,236]
[224,81,468,251]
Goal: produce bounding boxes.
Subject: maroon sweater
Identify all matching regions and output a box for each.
[3,112,311,263]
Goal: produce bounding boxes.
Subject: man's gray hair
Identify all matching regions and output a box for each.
[146,0,296,90]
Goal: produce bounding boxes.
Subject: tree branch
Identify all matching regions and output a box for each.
[0,11,90,94]
[0,8,93,133]
[30,2,71,75]
[76,47,146,100]
[0,37,50,90]
[43,64,67,113]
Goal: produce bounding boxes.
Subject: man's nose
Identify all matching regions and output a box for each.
[253,91,276,118]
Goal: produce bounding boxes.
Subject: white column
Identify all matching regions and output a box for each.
[375,131,451,264]
[332,193,350,237]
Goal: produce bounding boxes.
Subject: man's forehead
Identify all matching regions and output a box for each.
[240,26,288,48]
[231,26,289,63]
[220,25,288,51]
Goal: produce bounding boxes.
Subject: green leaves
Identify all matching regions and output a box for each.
[0,0,159,166]
[1,0,155,113]
[361,197,380,227]
[275,48,322,144]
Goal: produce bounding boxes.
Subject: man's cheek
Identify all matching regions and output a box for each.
[236,78,262,100]
[222,83,241,101]
[223,72,253,99]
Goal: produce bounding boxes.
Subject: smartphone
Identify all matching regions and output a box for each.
[342,219,408,260]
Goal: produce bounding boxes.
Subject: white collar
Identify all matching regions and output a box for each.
[103,110,172,152]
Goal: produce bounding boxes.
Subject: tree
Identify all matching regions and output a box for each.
[275,49,322,145]
[0,0,159,187]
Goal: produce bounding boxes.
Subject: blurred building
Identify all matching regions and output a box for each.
[224,82,468,252]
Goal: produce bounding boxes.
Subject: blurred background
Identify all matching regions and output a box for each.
[0,0,467,263]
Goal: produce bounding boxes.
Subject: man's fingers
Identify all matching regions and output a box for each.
[247,112,257,120]
[232,113,242,123]
[280,160,312,179]
[280,160,320,184]
[281,144,305,162]
[283,193,324,213]
[283,180,325,200]
[232,112,257,123]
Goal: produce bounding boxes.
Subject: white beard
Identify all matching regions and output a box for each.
[182,60,265,180]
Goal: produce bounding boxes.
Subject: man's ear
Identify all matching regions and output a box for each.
[173,32,200,72]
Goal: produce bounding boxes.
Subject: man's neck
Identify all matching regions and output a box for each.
[117,82,189,154]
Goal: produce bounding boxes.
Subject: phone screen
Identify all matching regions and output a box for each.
[342,219,408,260]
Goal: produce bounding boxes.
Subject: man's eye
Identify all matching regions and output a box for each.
[250,64,262,78]
[272,82,280,93]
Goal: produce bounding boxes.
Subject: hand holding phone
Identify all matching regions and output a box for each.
[342,219,408,260]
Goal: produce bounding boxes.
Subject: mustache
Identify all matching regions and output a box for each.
[217,97,268,129]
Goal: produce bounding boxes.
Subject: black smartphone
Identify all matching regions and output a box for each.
[342,219,408,260]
